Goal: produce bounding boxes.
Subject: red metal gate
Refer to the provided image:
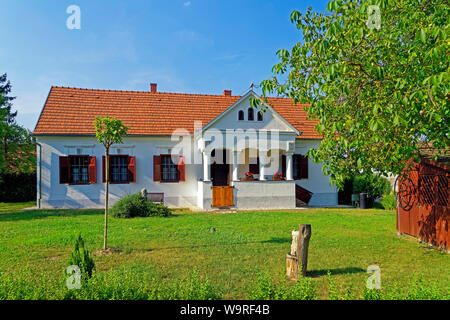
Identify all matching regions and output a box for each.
[397,159,449,250]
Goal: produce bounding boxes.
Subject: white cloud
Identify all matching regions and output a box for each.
[184,1,191,7]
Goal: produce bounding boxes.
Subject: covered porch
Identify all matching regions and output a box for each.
[196,132,301,210]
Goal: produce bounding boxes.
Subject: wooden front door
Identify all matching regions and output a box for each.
[211,149,230,186]
[212,186,234,208]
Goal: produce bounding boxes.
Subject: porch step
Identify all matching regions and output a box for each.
[295,185,313,205]
[296,199,308,207]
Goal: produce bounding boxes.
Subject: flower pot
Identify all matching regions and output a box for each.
[242,176,254,181]
[273,176,284,181]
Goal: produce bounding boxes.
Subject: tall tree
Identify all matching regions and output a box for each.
[0,73,17,156]
[94,116,129,250]
[0,73,17,125]
[0,79,35,176]
[256,0,449,187]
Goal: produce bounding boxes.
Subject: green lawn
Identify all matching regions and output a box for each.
[0,203,448,299]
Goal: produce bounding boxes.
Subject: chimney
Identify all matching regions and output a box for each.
[223,90,232,97]
[150,83,157,93]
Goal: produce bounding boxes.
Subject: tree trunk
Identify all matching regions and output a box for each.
[104,148,109,250]
[286,224,311,279]
[298,224,311,277]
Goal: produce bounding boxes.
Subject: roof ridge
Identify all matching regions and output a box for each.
[50,86,300,100]
[51,86,246,98]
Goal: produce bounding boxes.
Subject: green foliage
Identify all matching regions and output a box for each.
[250,273,317,300]
[363,275,450,300]
[380,193,396,210]
[257,0,450,188]
[110,193,171,218]
[93,116,129,150]
[327,271,355,300]
[0,268,221,300]
[0,76,36,176]
[67,234,95,281]
[353,173,391,198]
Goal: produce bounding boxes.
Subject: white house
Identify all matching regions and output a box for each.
[33,84,337,210]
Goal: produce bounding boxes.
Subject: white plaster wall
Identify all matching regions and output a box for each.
[36,136,337,209]
[232,180,296,209]
[36,136,203,209]
[294,139,338,206]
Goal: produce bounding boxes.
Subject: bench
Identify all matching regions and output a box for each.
[141,188,164,205]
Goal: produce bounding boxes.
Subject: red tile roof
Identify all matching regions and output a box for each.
[33,86,320,139]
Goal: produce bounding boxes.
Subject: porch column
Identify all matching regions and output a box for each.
[232,150,239,181]
[203,150,211,181]
[286,152,294,180]
[259,151,267,181]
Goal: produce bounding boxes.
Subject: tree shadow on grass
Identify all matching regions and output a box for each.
[261,237,292,244]
[308,267,365,278]
[0,209,180,222]
[0,209,103,222]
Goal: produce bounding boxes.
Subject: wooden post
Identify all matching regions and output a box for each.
[298,224,311,277]
[286,224,311,279]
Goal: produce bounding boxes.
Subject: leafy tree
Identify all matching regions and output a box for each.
[256,0,449,188]
[0,73,17,124]
[94,116,129,250]
[353,172,391,198]
[0,73,17,155]
[0,79,35,176]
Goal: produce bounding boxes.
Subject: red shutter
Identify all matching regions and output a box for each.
[300,155,308,179]
[153,155,161,182]
[59,156,70,184]
[178,155,185,182]
[128,156,136,183]
[88,156,97,184]
[102,156,106,183]
[293,154,300,180]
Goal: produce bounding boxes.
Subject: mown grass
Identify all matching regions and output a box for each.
[0,203,448,299]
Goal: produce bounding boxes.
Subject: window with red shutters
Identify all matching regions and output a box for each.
[154,154,185,182]
[60,155,97,184]
[102,155,135,184]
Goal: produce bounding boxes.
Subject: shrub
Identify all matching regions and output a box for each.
[67,234,95,281]
[110,192,171,218]
[380,193,396,210]
[353,173,391,198]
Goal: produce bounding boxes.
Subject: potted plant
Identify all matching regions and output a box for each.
[243,172,254,181]
[273,172,284,181]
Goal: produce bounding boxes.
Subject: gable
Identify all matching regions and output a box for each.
[200,92,299,134]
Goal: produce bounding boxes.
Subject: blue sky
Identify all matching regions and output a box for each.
[0,0,327,130]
